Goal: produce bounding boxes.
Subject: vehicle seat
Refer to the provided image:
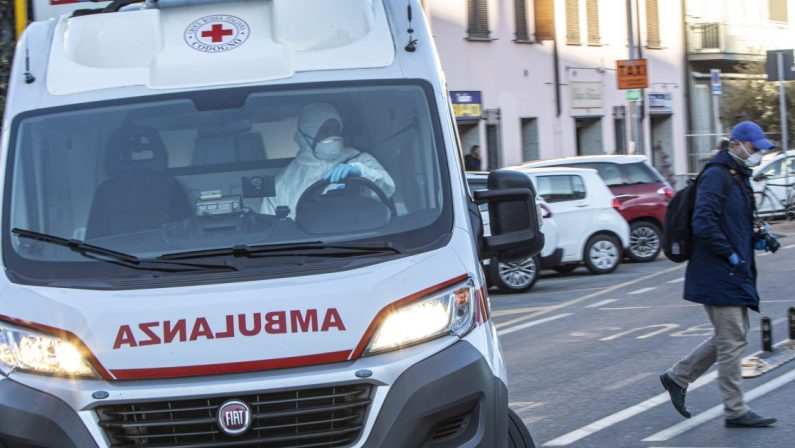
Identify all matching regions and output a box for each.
[86,126,192,239]
[193,132,267,165]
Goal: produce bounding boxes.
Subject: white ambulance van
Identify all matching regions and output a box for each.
[0,1,543,447]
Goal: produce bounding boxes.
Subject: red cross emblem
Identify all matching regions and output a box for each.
[201,24,234,43]
[185,15,250,53]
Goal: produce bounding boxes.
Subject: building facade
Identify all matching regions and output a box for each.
[425,0,687,182]
[685,0,795,169]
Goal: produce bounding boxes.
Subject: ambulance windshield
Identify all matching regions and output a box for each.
[4,81,452,285]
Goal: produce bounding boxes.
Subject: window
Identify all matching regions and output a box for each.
[621,162,663,185]
[5,82,452,286]
[534,0,555,41]
[586,0,600,45]
[536,175,587,203]
[571,163,625,187]
[760,157,795,178]
[770,0,788,22]
[515,0,531,42]
[646,0,661,47]
[565,0,581,45]
[468,0,491,40]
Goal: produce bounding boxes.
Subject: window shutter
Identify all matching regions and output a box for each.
[769,0,788,22]
[515,0,530,41]
[586,0,600,45]
[566,0,581,45]
[468,0,490,39]
[646,0,661,47]
[534,0,555,41]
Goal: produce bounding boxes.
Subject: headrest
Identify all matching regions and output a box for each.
[105,126,168,176]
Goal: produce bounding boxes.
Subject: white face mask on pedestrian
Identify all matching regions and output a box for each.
[731,142,763,167]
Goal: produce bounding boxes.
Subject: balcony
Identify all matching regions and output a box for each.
[687,21,794,62]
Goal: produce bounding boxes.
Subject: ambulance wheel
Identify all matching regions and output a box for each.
[487,255,540,293]
[508,409,536,448]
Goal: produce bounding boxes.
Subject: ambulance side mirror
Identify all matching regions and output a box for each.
[473,170,544,262]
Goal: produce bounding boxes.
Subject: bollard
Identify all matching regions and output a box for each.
[762,317,773,352]
[790,308,795,341]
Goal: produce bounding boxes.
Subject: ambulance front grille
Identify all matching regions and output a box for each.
[96,384,373,447]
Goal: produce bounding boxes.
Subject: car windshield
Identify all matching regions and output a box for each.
[4,81,451,285]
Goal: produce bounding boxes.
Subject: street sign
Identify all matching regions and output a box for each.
[766,49,795,81]
[616,59,648,90]
[625,89,642,101]
[710,69,722,95]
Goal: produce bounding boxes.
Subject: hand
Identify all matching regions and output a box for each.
[324,164,361,183]
[728,253,741,266]
[754,239,769,252]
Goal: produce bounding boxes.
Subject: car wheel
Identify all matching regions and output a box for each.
[488,255,540,293]
[628,221,662,262]
[552,264,578,274]
[508,409,536,448]
[584,234,622,274]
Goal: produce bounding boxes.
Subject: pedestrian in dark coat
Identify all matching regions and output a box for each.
[659,121,779,428]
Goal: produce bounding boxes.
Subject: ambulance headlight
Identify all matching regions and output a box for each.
[0,324,97,378]
[365,280,477,355]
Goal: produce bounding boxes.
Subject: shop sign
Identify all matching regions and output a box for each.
[571,82,603,109]
[450,91,482,121]
[648,92,673,114]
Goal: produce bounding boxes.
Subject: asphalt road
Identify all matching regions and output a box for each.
[496,221,795,448]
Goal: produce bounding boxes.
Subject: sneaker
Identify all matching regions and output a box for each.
[660,373,691,418]
[725,411,776,428]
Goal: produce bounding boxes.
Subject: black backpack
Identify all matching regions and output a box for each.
[662,163,736,263]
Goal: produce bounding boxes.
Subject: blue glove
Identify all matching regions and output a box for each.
[754,239,769,252]
[324,164,361,183]
[728,253,740,266]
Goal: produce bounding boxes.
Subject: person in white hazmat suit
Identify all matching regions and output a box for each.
[261,103,395,219]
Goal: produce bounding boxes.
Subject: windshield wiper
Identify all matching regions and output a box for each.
[158,241,403,261]
[12,228,237,273]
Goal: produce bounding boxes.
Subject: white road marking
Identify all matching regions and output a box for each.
[585,299,618,308]
[493,265,685,328]
[642,368,795,442]
[665,277,685,284]
[510,401,546,413]
[758,252,770,257]
[492,306,552,317]
[497,313,573,336]
[602,299,795,311]
[784,244,795,249]
[628,287,657,295]
[541,372,719,446]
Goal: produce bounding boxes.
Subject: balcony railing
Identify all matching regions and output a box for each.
[687,21,794,58]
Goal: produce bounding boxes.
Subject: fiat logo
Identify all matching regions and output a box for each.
[217,400,252,436]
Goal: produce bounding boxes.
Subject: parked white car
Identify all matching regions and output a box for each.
[514,166,630,274]
[467,172,563,293]
[752,149,795,218]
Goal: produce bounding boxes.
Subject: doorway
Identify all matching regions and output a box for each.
[575,117,604,155]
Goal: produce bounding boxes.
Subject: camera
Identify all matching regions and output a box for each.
[754,220,781,253]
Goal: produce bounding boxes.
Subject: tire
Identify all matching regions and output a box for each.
[488,255,540,293]
[584,234,622,274]
[552,264,578,274]
[508,409,536,448]
[627,221,662,262]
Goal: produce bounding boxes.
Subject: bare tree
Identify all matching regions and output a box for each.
[721,61,795,147]
[1,0,17,122]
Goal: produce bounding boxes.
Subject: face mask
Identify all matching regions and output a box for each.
[740,142,763,167]
[313,136,344,160]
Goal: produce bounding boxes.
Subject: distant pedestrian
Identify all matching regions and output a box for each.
[659,121,779,427]
[464,145,482,171]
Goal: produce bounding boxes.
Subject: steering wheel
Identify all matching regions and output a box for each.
[296,176,397,218]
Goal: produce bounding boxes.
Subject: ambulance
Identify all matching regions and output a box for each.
[0,1,543,446]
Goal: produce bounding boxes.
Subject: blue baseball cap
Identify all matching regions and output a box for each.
[729,121,775,150]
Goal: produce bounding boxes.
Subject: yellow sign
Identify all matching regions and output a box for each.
[453,103,482,120]
[616,59,649,90]
[15,0,28,39]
